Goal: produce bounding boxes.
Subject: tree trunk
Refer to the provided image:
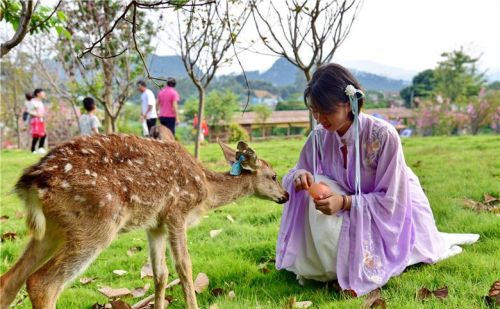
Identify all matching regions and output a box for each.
[102,59,114,133]
[194,85,206,159]
[304,69,315,131]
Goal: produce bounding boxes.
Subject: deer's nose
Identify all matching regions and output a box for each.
[277,191,289,204]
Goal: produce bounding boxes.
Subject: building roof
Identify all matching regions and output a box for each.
[233,108,414,125]
[253,89,279,99]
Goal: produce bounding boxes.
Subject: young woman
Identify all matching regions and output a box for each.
[276,63,479,296]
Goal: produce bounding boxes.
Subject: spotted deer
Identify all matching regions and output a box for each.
[0,134,288,309]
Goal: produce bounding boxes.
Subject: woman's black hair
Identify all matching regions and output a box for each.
[25,93,33,101]
[166,77,176,87]
[33,88,44,97]
[304,63,364,120]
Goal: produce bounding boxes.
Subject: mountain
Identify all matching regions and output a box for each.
[338,59,417,81]
[252,57,409,92]
[147,55,190,78]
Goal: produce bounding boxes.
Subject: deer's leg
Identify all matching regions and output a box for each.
[168,224,198,309]
[0,222,62,309]
[147,226,169,309]
[26,227,118,309]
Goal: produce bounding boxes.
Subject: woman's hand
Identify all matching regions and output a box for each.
[293,169,313,192]
[313,193,344,215]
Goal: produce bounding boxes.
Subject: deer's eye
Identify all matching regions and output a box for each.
[272,175,277,181]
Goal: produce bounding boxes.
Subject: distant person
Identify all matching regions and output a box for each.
[157,77,180,135]
[22,93,34,125]
[193,115,209,142]
[79,97,100,136]
[28,89,47,154]
[137,80,157,136]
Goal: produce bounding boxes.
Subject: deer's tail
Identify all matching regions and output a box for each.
[15,183,46,241]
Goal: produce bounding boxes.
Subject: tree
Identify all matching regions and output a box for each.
[252,104,272,137]
[400,69,436,107]
[0,0,64,57]
[59,0,156,133]
[176,0,249,158]
[205,90,239,128]
[250,0,362,128]
[434,48,485,104]
[0,51,34,148]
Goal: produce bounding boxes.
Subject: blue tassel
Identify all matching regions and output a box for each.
[230,154,245,176]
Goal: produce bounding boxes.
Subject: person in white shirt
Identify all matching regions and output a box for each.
[137,80,158,136]
[79,97,100,136]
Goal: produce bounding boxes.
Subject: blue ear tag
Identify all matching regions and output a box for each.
[230,155,245,176]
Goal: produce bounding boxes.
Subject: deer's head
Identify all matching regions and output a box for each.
[219,140,289,204]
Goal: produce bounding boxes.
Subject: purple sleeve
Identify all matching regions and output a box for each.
[276,134,315,269]
[337,127,415,296]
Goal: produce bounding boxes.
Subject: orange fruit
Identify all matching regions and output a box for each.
[308,182,330,200]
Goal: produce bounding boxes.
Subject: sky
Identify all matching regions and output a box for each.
[152,0,500,80]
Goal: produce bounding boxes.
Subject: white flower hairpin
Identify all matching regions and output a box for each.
[344,84,364,98]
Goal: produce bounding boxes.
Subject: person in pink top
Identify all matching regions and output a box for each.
[157,77,180,135]
[28,88,47,154]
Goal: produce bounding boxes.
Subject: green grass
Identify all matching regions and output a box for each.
[1,135,499,308]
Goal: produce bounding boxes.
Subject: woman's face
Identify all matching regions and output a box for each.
[310,102,352,133]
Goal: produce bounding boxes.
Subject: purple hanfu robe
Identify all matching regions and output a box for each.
[276,112,479,296]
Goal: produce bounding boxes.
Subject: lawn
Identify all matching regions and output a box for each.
[0,135,499,308]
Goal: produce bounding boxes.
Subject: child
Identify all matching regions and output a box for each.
[79,97,100,135]
[276,63,479,297]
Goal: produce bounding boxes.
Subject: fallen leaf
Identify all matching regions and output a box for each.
[0,215,9,222]
[226,215,235,223]
[363,288,386,308]
[79,277,95,285]
[412,160,422,168]
[257,263,270,274]
[484,194,499,204]
[210,229,222,238]
[489,280,500,297]
[417,286,448,300]
[111,300,132,309]
[194,272,209,293]
[284,297,296,309]
[91,303,107,309]
[131,283,150,298]
[228,290,236,299]
[433,286,448,299]
[113,270,128,276]
[98,286,131,298]
[462,198,500,214]
[211,288,224,297]
[166,278,181,289]
[484,280,500,307]
[1,231,17,242]
[127,246,142,256]
[295,301,313,308]
[416,288,432,300]
[140,263,153,279]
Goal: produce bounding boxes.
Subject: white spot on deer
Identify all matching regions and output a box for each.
[127,160,133,166]
[175,186,180,193]
[99,201,105,208]
[81,149,90,154]
[106,193,112,201]
[194,175,201,183]
[130,194,141,203]
[103,176,108,182]
[37,188,47,198]
[103,157,109,163]
[48,155,55,160]
[134,159,144,165]
[91,172,97,178]
[123,187,128,192]
[74,195,86,202]
[61,181,70,189]
[155,163,160,168]
[64,163,73,173]
[91,180,96,186]
[29,170,43,176]
[84,169,90,175]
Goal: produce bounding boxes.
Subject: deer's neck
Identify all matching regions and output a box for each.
[204,168,254,209]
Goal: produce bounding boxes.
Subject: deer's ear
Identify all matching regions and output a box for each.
[218,139,237,165]
[238,142,261,171]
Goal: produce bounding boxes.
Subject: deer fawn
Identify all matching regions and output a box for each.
[0,134,288,309]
